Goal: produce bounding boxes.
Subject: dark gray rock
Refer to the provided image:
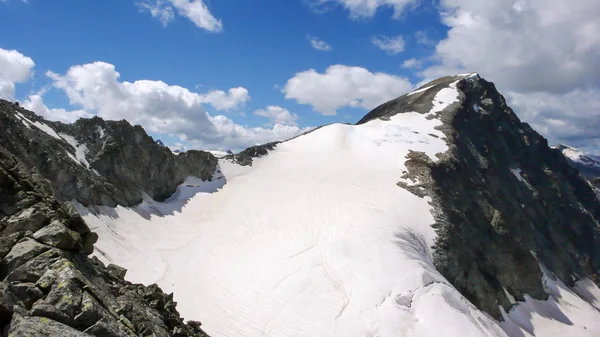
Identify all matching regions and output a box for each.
[0,238,51,278]
[83,317,131,337]
[7,313,88,337]
[33,219,81,249]
[0,99,218,207]
[107,264,127,280]
[74,291,110,329]
[224,141,279,166]
[0,232,23,259]
[44,279,83,318]
[7,282,44,309]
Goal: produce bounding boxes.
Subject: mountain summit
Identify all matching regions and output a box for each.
[553,144,600,177]
[1,74,600,337]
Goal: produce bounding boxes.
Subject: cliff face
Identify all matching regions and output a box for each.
[0,100,217,207]
[0,145,208,336]
[360,74,600,319]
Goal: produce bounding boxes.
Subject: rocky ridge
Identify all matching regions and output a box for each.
[0,100,218,207]
[359,73,600,319]
[0,144,208,336]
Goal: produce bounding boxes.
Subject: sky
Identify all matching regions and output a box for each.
[0,0,599,153]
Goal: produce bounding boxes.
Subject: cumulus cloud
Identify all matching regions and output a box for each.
[45,61,305,151]
[22,94,92,123]
[0,48,35,100]
[308,36,332,51]
[372,35,405,55]
[420,0,600,152]
[311,0,417,19]
[507,89,600,153]
[284,64,413,115]
[254,106,299,126]
[197,87,249,111]
[139,0,222,32]
[424,0,600,93]
[402,58,422,69]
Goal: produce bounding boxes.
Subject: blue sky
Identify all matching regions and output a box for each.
[1,0,599,153]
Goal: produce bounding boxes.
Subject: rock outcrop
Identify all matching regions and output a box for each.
[224,141,280,166]
[0,100,217,207]
[359,74,600,319]
[0,145,208,336]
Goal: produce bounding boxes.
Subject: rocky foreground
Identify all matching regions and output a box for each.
[0,145,208,336]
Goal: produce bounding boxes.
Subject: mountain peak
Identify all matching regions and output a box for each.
[553,143,600,177]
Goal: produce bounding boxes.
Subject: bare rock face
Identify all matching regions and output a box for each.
[0,100,218,207]
[224,141,280,166]
[0,145,208,336]
[359,74,600,319]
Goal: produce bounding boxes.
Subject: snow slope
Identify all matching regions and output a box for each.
[78,82,600,337]
[555,144,600,169]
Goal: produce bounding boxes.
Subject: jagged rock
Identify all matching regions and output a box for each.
[30,300,77,326]
[3,206,50,235]
[33,219,81,249]
[7,282,44,309]
[0,232,23,259]
[5,249,64,283]
[224,141,279,166]
[44,279,83,318]
[0,100,218,207]
[83,318,131,337]
[7,313,88,337]
[74,291,109,329]
[107,264,127,279]
[0,238,51,278]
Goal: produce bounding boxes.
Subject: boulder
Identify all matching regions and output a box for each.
[33,219,81,249]
[0,238,51,279]
[7,313,87,337]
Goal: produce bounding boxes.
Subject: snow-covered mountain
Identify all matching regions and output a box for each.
[2,74,600,337]
[553,144,600,177]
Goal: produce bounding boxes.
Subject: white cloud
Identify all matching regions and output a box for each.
[424,0,600,93]
[254,106,299,126]
[283,64,413,115]
[22,94,92,123]
[308,36,332,51]
[372,35,405,55]
[137,1,175,26]
[205,116,312,151]
[311,0,417,19]
[0,48,35,100]
[421,0,600,152]
[198,87,249,111]
[402,58,422,69]
[139,0,222,32]
[45,61,304,151]
[415,30,435,46]
[506,89,600,152]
